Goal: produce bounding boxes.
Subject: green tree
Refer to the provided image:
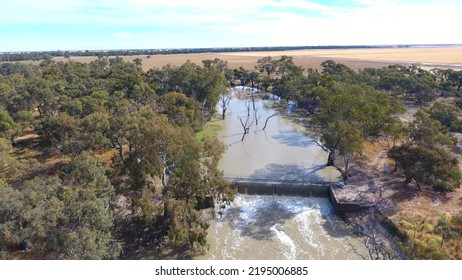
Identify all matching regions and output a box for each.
[276,55,304,78]
[202,58,229,74]
[408,110,456,147]
[310,82,403,174]
[0,180,25,253]
[425,102,462,132]
[0,137,43,183]
[60,152,119,259]
[448,70,462,92]
[62,151,114,201]
[60,184,119,259]
[79,111,112,151]
[133,58,142,66]
[0,110,18,144]
[158,92,202,131]
[389,145,462,191]
[41,112,81,154]
[126,113,233,251]
[255,56,276,76]
[234,66,249,88]
[0,151,120,259]
[321,60,354,76]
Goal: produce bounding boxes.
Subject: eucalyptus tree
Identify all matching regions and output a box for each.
[126,113,233,251]
[310,82,404,180]
[389,145,461,191]
[0,152,120,259]
[255,56,277,76]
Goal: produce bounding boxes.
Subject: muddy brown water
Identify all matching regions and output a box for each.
[197,88,369,260]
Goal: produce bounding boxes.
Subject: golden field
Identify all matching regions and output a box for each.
[49,46,462,71]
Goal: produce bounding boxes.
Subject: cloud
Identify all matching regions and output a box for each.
[0,0,337,25]
[1,0,462,50]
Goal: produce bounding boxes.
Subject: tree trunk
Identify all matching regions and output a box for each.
[222,107,227,120]
[262,113,277,130]
[414,179,422,191]
[113,140,125,164]
[238,115,253,142]
[162,186,170,224]
[327,150,335,166]
[342,157,349,181]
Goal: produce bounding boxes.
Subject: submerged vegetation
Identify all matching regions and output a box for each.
[1,54,462,259]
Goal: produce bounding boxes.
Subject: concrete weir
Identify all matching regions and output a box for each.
[229,180,332,197]
[226,177,371,214]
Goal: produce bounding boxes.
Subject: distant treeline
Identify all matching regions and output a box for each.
[0,45,411,62]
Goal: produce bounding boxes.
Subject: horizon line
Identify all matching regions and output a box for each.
[2,43,462,54]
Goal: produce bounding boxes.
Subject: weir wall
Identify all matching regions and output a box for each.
[229,180,370,214]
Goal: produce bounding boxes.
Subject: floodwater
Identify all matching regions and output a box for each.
[198,195,367,260]
[198,87,369,260]
[216,87,340,182]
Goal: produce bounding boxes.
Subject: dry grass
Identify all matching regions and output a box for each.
[341,136,462,259]
[43,46,462,71]
[391,212,462,259]
[227,47,462,64]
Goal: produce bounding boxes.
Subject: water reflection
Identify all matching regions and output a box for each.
[217,89,341,182]
[271,130,314,147]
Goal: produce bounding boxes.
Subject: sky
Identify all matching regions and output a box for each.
[1,0,461,52]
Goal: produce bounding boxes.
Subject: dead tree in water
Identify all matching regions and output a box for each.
[244,100,251,117]
[262,113,278,130]
[238,115,254,141]
[250,91,257,111]
[254,108,261,126]
[220,90,232,120]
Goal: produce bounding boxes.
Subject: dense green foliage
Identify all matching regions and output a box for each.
[389,145,462,191]
[0,58,233,259]
[388,106,461,191]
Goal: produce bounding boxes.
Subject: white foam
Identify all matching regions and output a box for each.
[295,211,325,256]
[270,224,297,260]
[204,194,368,260]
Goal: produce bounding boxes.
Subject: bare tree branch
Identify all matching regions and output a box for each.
[347,210,404,260]
[238,115,254,141]
[262,113,278,130]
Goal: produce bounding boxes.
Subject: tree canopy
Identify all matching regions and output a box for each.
[0,58,233,259]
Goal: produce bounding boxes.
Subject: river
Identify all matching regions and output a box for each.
[197,87,369,260]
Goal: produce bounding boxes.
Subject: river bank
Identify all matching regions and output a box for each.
[125,90,409,260]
